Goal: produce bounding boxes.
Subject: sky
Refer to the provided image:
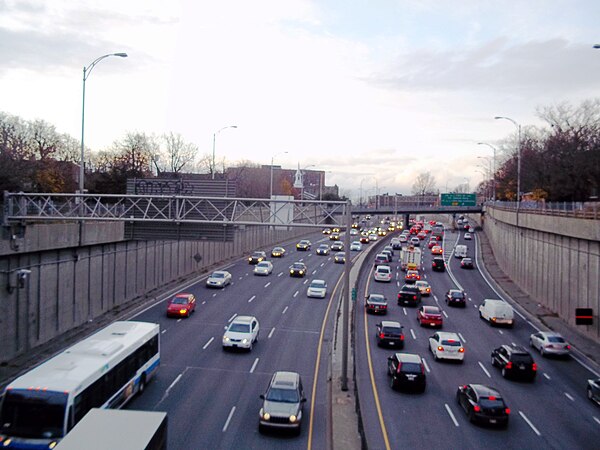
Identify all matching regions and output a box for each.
[2,0,600,199]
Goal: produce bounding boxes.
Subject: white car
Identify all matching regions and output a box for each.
[307,279,327,298]
[479,299,514,327]
[464,232,472,240]
[414,280,431,296]
[410,237,420,246]
[350,228,359,235]
[468,227,475,233]
[350,241,362,251]
[373,265,392,282]
[253,261,273,276]
[223,315,260,351]
[429,332,465,362]
[530,331,571,357]
[369,233,378,241]
[206,270,232,288]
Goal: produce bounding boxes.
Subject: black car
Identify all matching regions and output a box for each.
[334,252,346,264]
[446,289,467,307]
[491,345,537,381]
[432,257,445,272]
[289,262,307,277]
[397,285,422,306]
[456,384,510,427]
[296,240,311,251]
[365,294,388,315]
[248,251,267,264]
[316,244,330,256]
[387,353,426,393]
[376,321,404,348]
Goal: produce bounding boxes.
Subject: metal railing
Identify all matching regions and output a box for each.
[488,201,600,220]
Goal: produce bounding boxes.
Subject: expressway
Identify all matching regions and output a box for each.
[354,223,600,449]
[126,231,348,449]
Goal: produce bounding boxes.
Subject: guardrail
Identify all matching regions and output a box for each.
[488,201,600,220]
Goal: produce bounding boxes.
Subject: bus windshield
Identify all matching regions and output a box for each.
[0,389,68,439]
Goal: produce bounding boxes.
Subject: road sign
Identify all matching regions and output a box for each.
[440,193,476,206]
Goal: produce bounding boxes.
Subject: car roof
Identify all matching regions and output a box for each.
[212,271,228,276]
[380,320,401,328]
[271,371,301,387]
[436,331,460,340]
[232,315,256,324]
[502,344,530,354]
[256,261,271,265]
[310,279,326,285]
[393,352,422,363]
[538,331,563,338]
[376,265,391,270]
[173,293,193,298]
[470,384,502,398]
[292,262,306,266]
[422,306,440,312]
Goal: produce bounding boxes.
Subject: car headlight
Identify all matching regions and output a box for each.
[242,338,248,344]
[223,336,229,342]
[263,412,271,420]
[289,414,297,423]
[290,270,294,274]
[299,270,304,274]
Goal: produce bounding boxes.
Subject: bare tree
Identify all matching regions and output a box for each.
[28,119,61,161]
[411,172,437,196]
[158,132,198,174]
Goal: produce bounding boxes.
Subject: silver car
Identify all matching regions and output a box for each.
[529,331,571,357]
[307,279,327,298]
[253,261,273,276]
[206,270,232,288]
[223,315,259,351]
[259,371,306,434]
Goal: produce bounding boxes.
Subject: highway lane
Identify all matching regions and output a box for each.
[126,231,349,449]
[355,224,600,450]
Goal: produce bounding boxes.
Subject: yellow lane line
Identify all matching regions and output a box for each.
[363,268,392,450]
[307,272,345,450]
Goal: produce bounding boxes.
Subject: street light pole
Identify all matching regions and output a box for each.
[477,142,497,201]
[212,125,237,179]
[269,151,288,199]
[495,116,521,207]
[80,52,127,193]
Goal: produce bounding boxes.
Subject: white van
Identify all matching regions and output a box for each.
[479,299,514,327]
[454,244,467,258]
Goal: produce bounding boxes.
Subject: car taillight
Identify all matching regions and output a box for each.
[532,363,537,371]
[421,364,425,374]
[379,333,385,339]
[437,346,444,351]
[505,408,511,415]
[413,296,417,300]
[400,335,404,340]
[566,345,571,349]
[506,361,512,369]
[458,347,465,353]
[473,405,481,412]
[397,362,402,374]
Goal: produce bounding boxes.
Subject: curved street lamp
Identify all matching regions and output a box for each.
[269,151,288,199]
[477,142,497,201]
[495,116,521,206]
[212,125,237,179]
[80,52,128,193]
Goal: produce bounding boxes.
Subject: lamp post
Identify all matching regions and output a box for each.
[80,52,127,193]
[495,116,521,206]
[212,125,237,179]
[477,142,497,201]
[269,151,288,199]
[300,164,315,200]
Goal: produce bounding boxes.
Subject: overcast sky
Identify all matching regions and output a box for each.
[2,0,600,197]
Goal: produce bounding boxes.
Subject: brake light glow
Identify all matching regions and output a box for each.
[488,396,496,401]
[379,333,385,339]
[473,405,481,412]
[532,363,538,371]
[505,408,511,415]
[458,347,465,353]
[506,361,513,369]
[566,345,571,349]
[400,335,404,340]
[437,346,444,351]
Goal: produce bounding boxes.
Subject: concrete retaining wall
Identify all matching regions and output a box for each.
[482,207,600,341]
[0,224,308,363]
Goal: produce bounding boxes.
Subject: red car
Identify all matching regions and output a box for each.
[417,305,443,327]
[417,231,428,240]
[166,293,196,317]
[427,239,438,249]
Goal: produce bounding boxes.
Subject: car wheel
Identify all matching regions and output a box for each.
[468,409,476,423]
[138,374,146,394]
[502,367,507,378]
[491,355,496,367]
[588,387,593,400]
[389,376,396,390]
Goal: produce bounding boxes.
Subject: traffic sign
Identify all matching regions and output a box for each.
[440,193,476,206]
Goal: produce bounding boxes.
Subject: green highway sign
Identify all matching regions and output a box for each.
[440,193,476,206]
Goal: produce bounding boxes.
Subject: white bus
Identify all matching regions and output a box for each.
[0,321,160,449]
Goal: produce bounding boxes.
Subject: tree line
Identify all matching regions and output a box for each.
[411,99,600,202]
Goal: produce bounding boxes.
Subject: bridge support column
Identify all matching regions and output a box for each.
[403,213,410,230]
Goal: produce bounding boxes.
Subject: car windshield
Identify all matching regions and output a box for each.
[212,272,224,278]
[292,264,305,269]
[252,253,263,257]
[257,263,269,268]
[229,323,250,333]
[547,336,565,343]
[451,292,464,298]
[462,258,472,263]
[423,307,439,314]
[400,362,422,374]
[171,297,189,305]
[511,355,533,364]
[0,389,68,439]
[266,388,300,403]
[310,282,325,288]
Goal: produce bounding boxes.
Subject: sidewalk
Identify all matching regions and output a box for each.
[476,230,600,373]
